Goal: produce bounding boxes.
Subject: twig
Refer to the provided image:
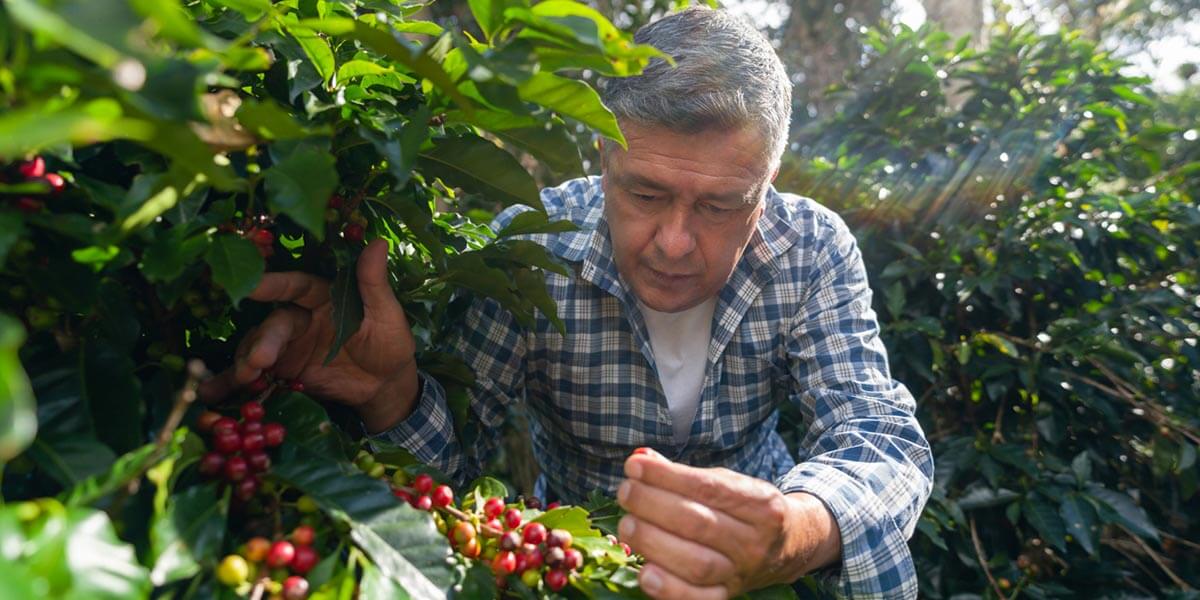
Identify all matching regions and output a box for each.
[248,576,269,600]
[969,516,1008,599]
[396,485,505,537]
[1161,531,1200,552]
[1122,527,1193,591]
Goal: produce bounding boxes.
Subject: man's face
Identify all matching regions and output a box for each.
[601,121,776,313]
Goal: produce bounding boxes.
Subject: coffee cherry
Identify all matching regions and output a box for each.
[251,228,274,246]
[631,446,656,457]
[492,550,517,576]
[263,422,286,447]
[242,431,266,453]
[503,508,523,530]
[414,495,433,511]
[520,543,543,571]
[224,455,249,482]
[328,194,344,209]
[296,495,318,513]
[197,411,223,432]
[483,497,505,520]
[545,568,568,591]
[432,485,453,508]
[621,542,632,556]
[525,497,542,509]
[290,544,319,575]
[342,223,365,242]
[450,521,476,546]
[484,518,503,535]
[240,420,263,436]
[562,548,583,571]
[460,536,481,558]
[267,540,296,568]
[547,528,572,549]
[244,537,271,562]
[199,452,225,476]
[544,546,565,568]
[241,401,265,422]
[500,531,521,551]
[18,157,45,179]
[391,470,410,487]
[520,568,541,588]
[412,474,434,495]
[288,380,305,392]
[216,554,250,586]
[522,522,547,545]
[248,375,269,394]
[235,476,258,501]
[393,488,413,504]
[546,501,562,510]
[42,173,65,195]
[282,575,309,600]
[214,431,242,455]
[15,197,43,213]
[212,417,239,436]
[292,525,315,547]
[367,463,386,479]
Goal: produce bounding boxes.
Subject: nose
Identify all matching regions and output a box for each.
[653,204,696,261]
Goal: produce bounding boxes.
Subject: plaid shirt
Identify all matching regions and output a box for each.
[375,176,933,598]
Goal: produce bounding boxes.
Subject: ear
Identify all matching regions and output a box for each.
[770,164,780,183]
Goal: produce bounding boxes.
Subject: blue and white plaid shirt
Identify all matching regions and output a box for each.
[375,176,933,598]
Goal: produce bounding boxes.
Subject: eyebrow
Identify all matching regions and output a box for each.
[614,172,755,206]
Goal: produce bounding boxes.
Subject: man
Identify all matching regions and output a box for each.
[200,7,933,599]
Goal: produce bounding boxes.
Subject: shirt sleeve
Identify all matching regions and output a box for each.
[776,214,934,599]
[369,293,527,489]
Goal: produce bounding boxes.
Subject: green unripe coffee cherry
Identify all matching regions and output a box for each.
[521,569,542,588]
[25,306,59,330]
[297,495,319,513]
[391,469,410,487]
[367,463,386,479]
[216,554,250,586]
[355,452,376,472]
[161,354,185,372]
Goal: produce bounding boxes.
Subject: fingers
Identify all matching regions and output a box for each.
[617,513,737,587]
[244,306,312,375]
[197,367,238,403]
[249,272,332,309]
[637,563,729,600]
[625,454,778,524]
[616,478,756,561]
[356,239,402,314]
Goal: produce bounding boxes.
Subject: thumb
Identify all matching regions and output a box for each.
[356,238,401,315]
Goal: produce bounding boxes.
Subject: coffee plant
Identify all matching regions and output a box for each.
[778,21,1200,599]
[0,0,757,597]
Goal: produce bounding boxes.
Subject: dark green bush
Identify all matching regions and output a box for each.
[778,22,1200,598]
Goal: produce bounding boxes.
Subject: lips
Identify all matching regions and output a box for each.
[646,266,697,280]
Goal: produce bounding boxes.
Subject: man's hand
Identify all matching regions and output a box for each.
[615,450,842,600]
[198,239,420,432]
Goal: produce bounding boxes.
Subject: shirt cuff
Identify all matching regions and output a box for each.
[777,463,919,599]
[366,372,457,468]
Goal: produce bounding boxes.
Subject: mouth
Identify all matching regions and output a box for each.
[645,266,698,281]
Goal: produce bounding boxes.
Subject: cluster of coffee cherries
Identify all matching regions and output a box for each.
[216,525,320,599]
[326,193,367,242]
[384,471,599,592]
[2,156,67,213]
[195,387,287,500]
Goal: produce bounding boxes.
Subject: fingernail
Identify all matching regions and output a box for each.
[617,480,631,504]
[641,566,662,593]
[619,516,636,539]
[626,460,642,479]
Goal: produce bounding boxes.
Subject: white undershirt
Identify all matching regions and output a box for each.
[638,297,717,444]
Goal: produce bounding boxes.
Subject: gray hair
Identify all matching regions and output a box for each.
[600,6,792,165]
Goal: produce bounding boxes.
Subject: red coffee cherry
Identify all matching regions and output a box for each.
[431,485,453,508]
[244,537,271,562]
[412,474,434,495]
[292,525,315,547]
[450,521,476,546]
[460,536,481,558]
[235,476,258,501]
[224,455,249,482]
[282,576,309,600]
[267,541,296,569]
[414,495,433,511]
[196,411,223,432]
[342,223,365,242]
[544,568,568,592]
[547,528,572,549]
[214,431,242,455]
[500,531,521,551]
[483,497,505,520]
[241,401,265,422]
[491,550,517,576]
[263,422,286,447]
[241,431,266,453]
[562,548,583,571]
[18,157,45,179]
[503,508,523,530]
[522,522,547,545]
[290,544,319,575]
[288,380,305,392]
[247,375,269,394]
[546,501,561,510]
[544,546,566,568]
[519,543,543,572]
[212,417,239,436]
[42,173,65,194]
[240,420,263,436]
[199,451,225,476]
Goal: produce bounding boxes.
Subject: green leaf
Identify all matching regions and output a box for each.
[0,212,26,267]
[1089,487,1159,541]
[149,483,228,585]
[495,209,578,238]
[1059,493,1098,555]
[324,263,365,365]
[28,437,117,489]
[532,506,598,536]
[515,267,565,335]
[337,59,394,80]
[973,332,1019,357]
[1023,497,1067,552]
[1110,85,1154,107]
[418,135,541,209]
[0,314,36,461]
[264,392,346,458]
[468,0,509,42]
[236,98,327,140]
[204,233,265,306]
[0,500,151,599]
[288,24,336,84]
[516,72,624,147]
[82,340,144,454]
[208,0,271,20]
[494,122,584,178]
[265,144,339,239]
[60,441,157,507]
[361,111,429,190]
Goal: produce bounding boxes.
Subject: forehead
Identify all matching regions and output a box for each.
[605,122,772,199]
